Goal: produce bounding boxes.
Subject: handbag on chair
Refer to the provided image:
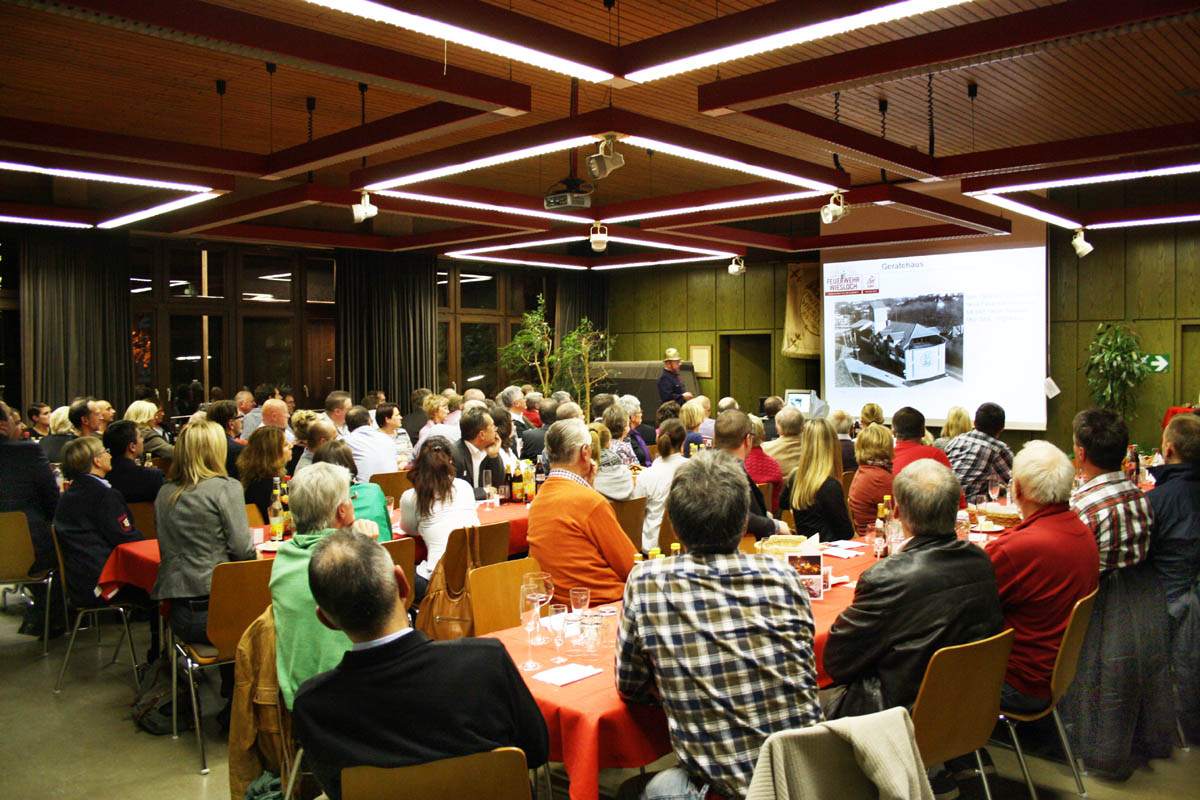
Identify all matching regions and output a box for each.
[415,526,483,641]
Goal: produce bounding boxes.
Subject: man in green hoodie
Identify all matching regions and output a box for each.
[270,461,382,708]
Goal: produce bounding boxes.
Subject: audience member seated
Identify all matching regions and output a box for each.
[269,462,381,709]
[490,405,518,468]
[235,390,257,430]
[590,392,616,423]
[238,425,290,523]
[847,423,895,534]
[402,388,431,444]
[588,422,634,502]
[38,405,75,463]
[450,408,503,501]
[715,410,787,539]
[717,396,739,414]
[761,405,804,477]
[520,398,557,461]
[344,405,398,483]
[523,392,543,428]
[632,419,686,553]
[603,404,638,467]
[655,400,680,433]
[360,390,383,426]
[679,399,707,457]
[823,459,1002,719]
[743,414,782,514]
[374,402,413,464]
[829,409,858,470]
[527,419,636,606]
[1060,408,1172,779]
[984,440,1099,716]
[616,450,822,800]
[69,396,103,439]
[696,395,715,440]
[444,392,464,427]
[860,402,884,428]
[292,531,549,800]
[398,436,480,604]
[933,405,971,450]
[311,441,390,540]
[241,382,277,439]
[152,420,255,645]
[260,397,294,444]
[946,402,1014,503]
[499,385,529,441]
[413,392,456,452]
[621,395,655,466]
[293,417,334,476]
[124,399,174,460]
[205,399,245,479]
[321,390,352,438]
[554,401,582,421]
[780,417,854,541]
[103,420,164,503]
[26,402,51,441]
[761,395,783,441]
[892,406,965,509]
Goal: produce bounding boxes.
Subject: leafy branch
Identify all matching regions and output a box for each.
[1084,322,1152,420]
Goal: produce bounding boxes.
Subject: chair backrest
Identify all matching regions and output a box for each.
[657,513,680,553]
[0,511,37,580]
[1049,588,1099,703]
[467,557,542,636]
[151,456,172,473]
[127,501,157,540]
[840,470,857,498]
[756,482,771,500]
[910,628,1015,768]
[245,503,266,527]
[609,496,647,551]
[738,534,758,554]
[782,509,795,531]
[206,558,276,659]
[370,470,413,501]
[647,444,659,461]
[381,537,417,611]
[341,747,531,800]
[475,521,510,567]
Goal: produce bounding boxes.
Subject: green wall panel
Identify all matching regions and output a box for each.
[1126,227,1175,320]
[659,270,689,331]
[687,270,715,331]
[1077,229,1126,320]
[1046,321,1079,450]
[631,272,661,332]
[687,330,717,399]
[714,269,745,331]
[744,264,775,329]
[613,332,661,363]
[773,264,788,329]
[1130,318,1175,448]
[607,273,639,333]
[1177,227,1200,318]
[1049,228,1078,322]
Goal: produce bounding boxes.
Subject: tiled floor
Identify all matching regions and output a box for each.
[2,600,1195,800]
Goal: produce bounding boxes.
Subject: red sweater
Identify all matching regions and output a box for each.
[744,446,783,514]
[893,440,966,508]
[848,464,893,534]
[985,503,1100,698]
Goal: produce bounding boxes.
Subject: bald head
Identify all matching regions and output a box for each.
[307,420,336,450]
[235,391,255,414]
[262,398,289,428]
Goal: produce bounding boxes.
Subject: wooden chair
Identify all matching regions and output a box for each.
[370,470,413,502]
[341,747,532,800]
[51,526,140,693]
[0,511,59,655]
[467,557,542,636]
[127,501,157,540]
[841,470,857,519]
[381,537,417,612]
[173,557,275,774]
[609,496,647,552]
[782,509,795,531]
[738,535,758,554]
[657,513,681,553]
[245,503,266,527]
[152,456,172,472]
[473,521,511,567]
[909,629,1015,798]
[1000,589,1099,799]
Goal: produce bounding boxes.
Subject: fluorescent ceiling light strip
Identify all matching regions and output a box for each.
[973,193,1081,230]
[363,136,598,191]
[0,160,213,193]
[625,0,969,82]
[607,236,735,257]
[377,190,587,223]
[448,236,588,257]
[990,163,1200,194]
[601,190,824,223]
[446,253,588,270]
[97,192,222,229]
[0,214,93,228]
[593,255,730,271]
[621,136,837,192]
[304,0,613,82]
[1088,213,1200,230]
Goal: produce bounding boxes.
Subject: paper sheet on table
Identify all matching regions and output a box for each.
[835,540,868,549]
[532,664,603,686]
[822,548,859,559]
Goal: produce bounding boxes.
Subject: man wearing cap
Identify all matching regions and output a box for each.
[658,348,693,405]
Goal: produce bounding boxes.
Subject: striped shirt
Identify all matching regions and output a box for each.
[1070,471,1153,574]
[617,552,823,799]
[945,429,1014,504]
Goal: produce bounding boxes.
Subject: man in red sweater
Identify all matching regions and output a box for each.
[892,406,965,509]
[985,440,1099,713]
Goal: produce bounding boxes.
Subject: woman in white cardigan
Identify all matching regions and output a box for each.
[631,419,687,553]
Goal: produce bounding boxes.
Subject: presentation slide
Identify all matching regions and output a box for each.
[822,246,1047,430]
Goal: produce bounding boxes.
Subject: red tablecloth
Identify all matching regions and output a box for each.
[478,501,531,554]
[96,539,161,600]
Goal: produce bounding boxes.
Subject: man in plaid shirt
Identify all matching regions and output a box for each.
[945,402,1015,504]
[616,450,822,800]
[1069,408,1153,573]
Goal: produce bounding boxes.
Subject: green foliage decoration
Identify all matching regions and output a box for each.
[1084,322,1152,420]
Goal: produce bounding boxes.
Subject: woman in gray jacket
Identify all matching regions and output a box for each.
[152,419,255,643]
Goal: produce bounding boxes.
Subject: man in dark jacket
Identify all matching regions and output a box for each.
[451,408,504,501]
[402,388,431,445]
[520,398,557,462]
[103,420,165,504]
[206,399,245,479]
[657,348,692,405]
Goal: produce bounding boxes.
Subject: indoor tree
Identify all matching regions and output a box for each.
[1084,321,1152,420]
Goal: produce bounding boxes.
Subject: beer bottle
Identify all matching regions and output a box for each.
[268,477,284,541]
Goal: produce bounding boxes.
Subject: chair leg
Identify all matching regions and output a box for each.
[53,611,85,693]
[1004,717,1039,800]
[283,747,304,800]
[541,762,554,800]
[1052,708,1087,796]
[976,750,995,800]
[183,659,207,774]
[171,639,181,739]
[41,574,53,657]
[119,609,140,691]
[110,617,126,665]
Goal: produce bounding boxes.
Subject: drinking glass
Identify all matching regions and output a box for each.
[987,478,1001,503]
[581,609,602,655]
[569,587,591,614]
[518,587,542,671]
[523,572,553,645]
[547,603,568,664]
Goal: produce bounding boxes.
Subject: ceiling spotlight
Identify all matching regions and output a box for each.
[1071,229,1093,258]
[590,222,609,252]
[820,190,848,225]
[586,135,625,181]
[727,255,746,276]
[351,191,378,223]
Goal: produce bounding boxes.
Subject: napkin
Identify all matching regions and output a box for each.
[532,664,603,686]
[822,548,859,559]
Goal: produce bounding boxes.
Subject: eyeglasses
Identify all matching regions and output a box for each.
[233,414,244,421]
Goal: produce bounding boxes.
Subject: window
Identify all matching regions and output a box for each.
[305,258,335,303]
[169,248,225,298]
[461,321,499,396]
[168,314,224,416]
[437,321,450,391]
[242,317,293,390]
[132,312,154,392]
[460,268,498,310]
[0,308,20,410]
[436,269,450,308]
[242,253,294,303]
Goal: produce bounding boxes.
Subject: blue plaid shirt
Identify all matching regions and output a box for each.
[616,551,823,799]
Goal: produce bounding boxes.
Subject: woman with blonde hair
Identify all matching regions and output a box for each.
[588,421,633,501]
[38,405,76,463]
[847,423,895,534]
[860,402,884,428]
[237,425,291,523]
[419,393,449,434]
[678,398,707,457]
[780,417,854,541]
[153,419,254,644]
[125,399,175,460]
[933,406,971,450]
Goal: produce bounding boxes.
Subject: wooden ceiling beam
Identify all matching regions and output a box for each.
[201,223,398,250]
[0,133,254,181]
[390,224,537,252]
[0,201,98,226]
[170,184,323,234]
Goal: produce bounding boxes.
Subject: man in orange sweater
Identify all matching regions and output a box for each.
[528,418,637,606]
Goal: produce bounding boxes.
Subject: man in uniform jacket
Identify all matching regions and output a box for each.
[657,348,692,405]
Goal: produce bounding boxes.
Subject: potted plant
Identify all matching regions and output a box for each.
[1083,322,1152,420]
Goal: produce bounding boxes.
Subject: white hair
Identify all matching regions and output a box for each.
[1012,440,1075,505]
[289,462,352,534]
[499,385,524,410]
[618,394,642,415]
[545,418,591,466]
[828,409,853,434]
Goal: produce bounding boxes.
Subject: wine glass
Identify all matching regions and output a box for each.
[518,586,542,671]
[987,478,1001,504]
[523,572,553,645]
[547,603,568,664]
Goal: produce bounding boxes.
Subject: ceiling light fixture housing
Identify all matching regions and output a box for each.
[351,191,378,223]
[586,135,625,180]
[1071,229,1093,258]
[728,255,746,275]
[589,222,609,252]
[820,190,849,225]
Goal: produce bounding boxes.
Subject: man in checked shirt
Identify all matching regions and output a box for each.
[944,402,1014,504]
[615,450,822,800]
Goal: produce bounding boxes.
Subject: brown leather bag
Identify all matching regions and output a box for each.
[415,526,482,640]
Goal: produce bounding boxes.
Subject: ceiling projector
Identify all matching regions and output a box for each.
[544,176,593,211]
[586,135,625,180]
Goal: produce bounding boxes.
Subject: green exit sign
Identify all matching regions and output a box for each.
[1143,353,1170,373]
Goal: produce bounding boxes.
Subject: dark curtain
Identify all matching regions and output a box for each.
[335,250,437,404]
[19,228,133,411]
[554,272,607,345]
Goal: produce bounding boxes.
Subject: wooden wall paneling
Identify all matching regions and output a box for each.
[686,269,716,331]
[632,271,661,333]
[1180,323,1200,407]
[686,330,717,400]
[773,263,788,330]
[743,263,775,329]
[1125,225,1176,320]
[1175,224,1200,318]
[1076,183,1126,321]
[1046,321,1079,449]
[1074,320,1096,425]
[659,269,689,332]
[614,332,661,363]
[714,268,745,331]
[1130,318,1176,448]
[606,272,637,334]
[1047,189,1078,323]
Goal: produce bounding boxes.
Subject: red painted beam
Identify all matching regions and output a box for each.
[651,224,797,252]
[877,185,1012,234]
[0,202,98,226]
[1086,201,1200,228]
[390,225,536,252]
[789,224,993,252]
[645,196,829,231]
[698,0,1200,113]
[961,149,1200,195]
[603,224,744,254]
[52,0,532,114]
[261,104,494,180]
[201,223,399,251]
[0,144,237,191]
[595,181,803,222]
[447,249,592,270]
[170,184,323,234]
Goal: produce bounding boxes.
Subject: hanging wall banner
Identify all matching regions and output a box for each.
[783,263,822,358]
